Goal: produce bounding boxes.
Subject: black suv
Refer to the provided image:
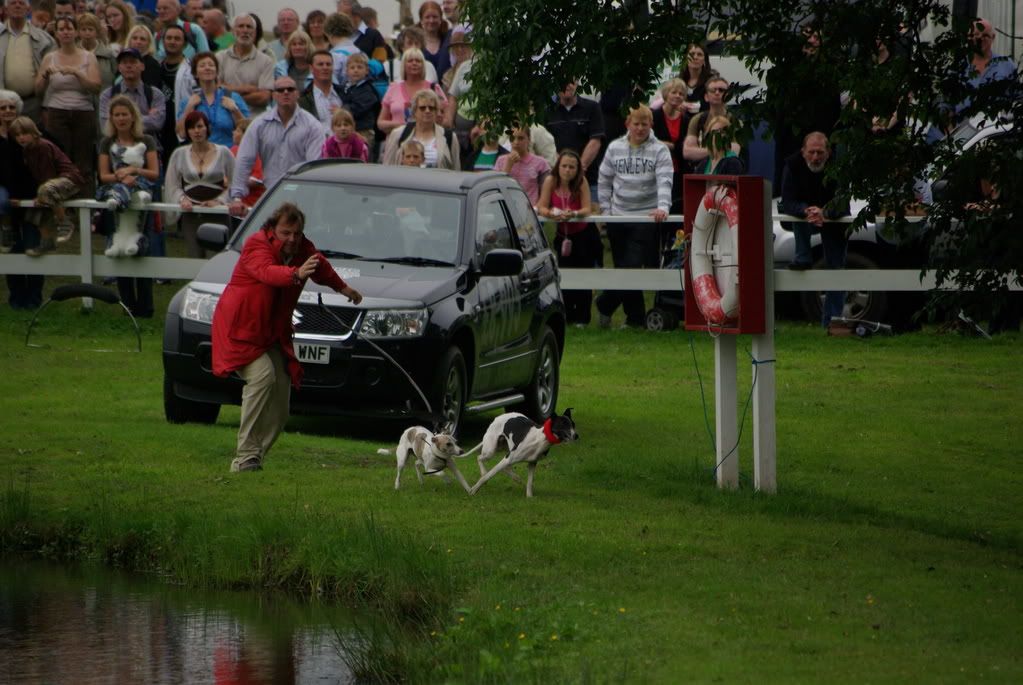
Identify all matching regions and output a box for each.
[162,162,566,436]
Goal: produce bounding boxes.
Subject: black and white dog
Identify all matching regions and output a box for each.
[386,426,471,493]
[465,409,578,497]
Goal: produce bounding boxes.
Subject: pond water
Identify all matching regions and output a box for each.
[0,560,356,684]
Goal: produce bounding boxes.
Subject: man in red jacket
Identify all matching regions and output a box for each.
[211,202,363,472]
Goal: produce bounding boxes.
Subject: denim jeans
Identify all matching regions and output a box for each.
[819,223,848,326]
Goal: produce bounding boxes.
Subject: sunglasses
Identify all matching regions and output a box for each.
[707,87,728,94]
[275,87,298,93]
[417,105,437,111]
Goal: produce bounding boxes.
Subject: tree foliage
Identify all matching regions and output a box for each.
[464,0,1022,316]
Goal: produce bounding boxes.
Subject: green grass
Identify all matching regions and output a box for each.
[0,279,1020,683]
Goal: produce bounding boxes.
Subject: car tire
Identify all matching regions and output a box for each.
[646,307,679,331]
[516,326,560,423]
[799,251,889,323]
[164,376,221,424]
[433,347,466,437]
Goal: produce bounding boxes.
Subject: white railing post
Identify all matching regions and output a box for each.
[752,183,777,493]
[78,205,94,310]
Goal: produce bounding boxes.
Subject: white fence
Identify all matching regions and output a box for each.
[0,199,992,293]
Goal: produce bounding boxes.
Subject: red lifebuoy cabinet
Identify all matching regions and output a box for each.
[683,175,767,334]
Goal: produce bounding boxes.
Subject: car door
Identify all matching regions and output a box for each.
[471,191,523,393]
[503,187,554,385]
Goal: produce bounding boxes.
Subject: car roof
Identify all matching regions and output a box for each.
[284,160,513,194]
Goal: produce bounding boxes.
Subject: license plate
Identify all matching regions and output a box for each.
[295,342,330,365]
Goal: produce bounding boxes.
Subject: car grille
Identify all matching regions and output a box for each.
[293,304,360,339]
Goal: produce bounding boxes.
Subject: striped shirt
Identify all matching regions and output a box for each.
[230,106,325,200]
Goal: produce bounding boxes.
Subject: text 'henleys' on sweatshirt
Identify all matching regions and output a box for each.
[597,132,674,215]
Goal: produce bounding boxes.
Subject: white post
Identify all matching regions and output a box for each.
[714,334,739,489]
[78,205,94,310]
[752,183,777,493]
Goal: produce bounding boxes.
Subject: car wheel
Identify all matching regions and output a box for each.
[517,326,560,423]
[799,251,889,323]
[433,347,466,437]
[646,308,679,331]
[164,376,220,424]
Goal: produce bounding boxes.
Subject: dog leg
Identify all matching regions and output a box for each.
[446,460,472,494]
[414,462,425,485]
[526,462,537,498]
[394,449,408,490]
[469,456,514,495]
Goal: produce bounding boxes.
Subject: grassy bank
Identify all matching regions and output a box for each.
[0,286,1020,683]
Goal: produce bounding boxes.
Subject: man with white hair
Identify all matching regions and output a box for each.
[218,13,275,116]
[155,0,210,60]
[778,131,850,328]
[0,0,55,123]
[268,8,300,61]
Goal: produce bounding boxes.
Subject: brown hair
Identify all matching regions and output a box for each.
[265,202,305,232]
[9,116,41,138]
[331,108,355,128]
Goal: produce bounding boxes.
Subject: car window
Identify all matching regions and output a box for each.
[236,181,463,264]
[475,194,514,261]
[504,187,546,258]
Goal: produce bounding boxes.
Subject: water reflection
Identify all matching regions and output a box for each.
[0,561,354,684]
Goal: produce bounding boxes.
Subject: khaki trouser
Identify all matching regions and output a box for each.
[236,345,291,462]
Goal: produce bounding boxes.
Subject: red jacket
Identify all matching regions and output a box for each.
[211,227,348,388]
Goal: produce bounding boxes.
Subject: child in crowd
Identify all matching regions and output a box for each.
[399,139,425,167]
[338,52,381,149]
[536,149,598,326]
[10,117,85,256]
[321,108,369,161]
[470,131,508,171]
[231,118,264,207]
[495,127,551,205]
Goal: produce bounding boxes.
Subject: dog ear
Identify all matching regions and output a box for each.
[563,407,573,420]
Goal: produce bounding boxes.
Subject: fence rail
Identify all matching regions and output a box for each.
[0,200,1010,293]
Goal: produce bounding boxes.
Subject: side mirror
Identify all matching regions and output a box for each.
[480,248,523,277]
[930,179,948,203]
[197,223,229,252]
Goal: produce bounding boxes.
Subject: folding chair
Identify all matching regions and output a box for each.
[25,283,142,352]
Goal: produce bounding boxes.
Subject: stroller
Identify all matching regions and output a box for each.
[645,226,687,331]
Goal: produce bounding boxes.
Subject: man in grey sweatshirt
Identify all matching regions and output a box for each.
[596,105,673,328]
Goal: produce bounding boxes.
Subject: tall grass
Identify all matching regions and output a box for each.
[0,286,1020,682]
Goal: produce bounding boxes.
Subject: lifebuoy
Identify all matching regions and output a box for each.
[690,185,740,325]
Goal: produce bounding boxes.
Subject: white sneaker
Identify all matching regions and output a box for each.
[55,220,75,244]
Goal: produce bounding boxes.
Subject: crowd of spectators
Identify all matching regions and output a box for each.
[0,0,1017,329]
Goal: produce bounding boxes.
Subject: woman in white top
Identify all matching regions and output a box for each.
[35,16,101,196]
[164,110,235,258]
[382,89,459,170]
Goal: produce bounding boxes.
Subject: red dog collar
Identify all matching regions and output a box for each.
[542,418,561,444]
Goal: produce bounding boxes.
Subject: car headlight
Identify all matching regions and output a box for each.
[180,288,220,324]
[361,309,428,338]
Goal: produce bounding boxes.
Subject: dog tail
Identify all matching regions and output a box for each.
[376,448,392,456]
[457,441,485,459]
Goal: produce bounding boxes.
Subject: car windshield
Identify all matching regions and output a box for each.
[236,181,464,265]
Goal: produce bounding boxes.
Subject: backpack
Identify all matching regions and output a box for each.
[367,58,389,99]
[398,122,454,150]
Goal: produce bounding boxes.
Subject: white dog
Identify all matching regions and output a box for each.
[104,190,152,257]
[383,426,471,493]
[464,409,578,497]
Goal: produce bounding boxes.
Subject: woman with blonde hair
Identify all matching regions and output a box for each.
[126,23,162,88]
[76,13,116,91]
[383,89,459,169]
[377,48,447,135]
[416,0,451,82]
[274,29,314,88]
[103,0,134,54]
